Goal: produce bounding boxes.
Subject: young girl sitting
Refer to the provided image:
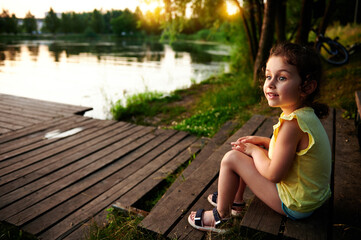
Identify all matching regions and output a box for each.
[188,42,332,233]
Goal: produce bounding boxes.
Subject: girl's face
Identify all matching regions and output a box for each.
[263,56,304,115]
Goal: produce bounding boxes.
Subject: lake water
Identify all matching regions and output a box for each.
[0,39,230,119]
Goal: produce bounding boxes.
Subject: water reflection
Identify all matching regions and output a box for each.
[0,39,229,119]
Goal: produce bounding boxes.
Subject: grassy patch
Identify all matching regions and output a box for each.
[0,221,37,240]
[110,91,184,125]
[85,208,165,240]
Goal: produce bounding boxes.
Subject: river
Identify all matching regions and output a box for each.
[0,38,230,119]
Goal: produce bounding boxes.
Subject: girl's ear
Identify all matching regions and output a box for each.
[300,79,317,98]
[302,80,317,95]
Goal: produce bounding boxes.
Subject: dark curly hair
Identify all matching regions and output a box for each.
[266,42,329,118]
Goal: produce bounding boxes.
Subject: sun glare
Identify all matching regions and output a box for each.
[226,1,240,15]
[139,1,163,13]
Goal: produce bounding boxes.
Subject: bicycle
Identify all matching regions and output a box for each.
[312,29,349,65]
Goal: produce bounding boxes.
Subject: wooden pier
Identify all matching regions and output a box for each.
[0,94,203,239]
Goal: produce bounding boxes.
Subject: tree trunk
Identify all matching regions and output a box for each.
[318,0,335,35]
[234,0,256,63]
[275,0,286,42]
[249,0,259,56]
[296,0,313,44]
[253,0,276,84]
[255,0,263,35]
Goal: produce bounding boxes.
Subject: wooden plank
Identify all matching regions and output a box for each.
[0,118,103,171]
[332,109,361,238]
[5,126,158,226]
[0,115,92,155]
[0,128,176,224]
[139,115,266,235]
[241,197,284,236]
[0,93,92,115]
[0,115,80,144]
[22,133,197,236]
[0,93,92,113]
[0,114,41,126]
[283,201,329,240]
[0,101,64,118]
[0,123,141,204]
[116,135,200,207]
[0,119,118,180]
[36,131,191,239]
[0,105,59,120]
[0,120,23,131]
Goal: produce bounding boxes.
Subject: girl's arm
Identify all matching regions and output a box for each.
[235,119,305,183]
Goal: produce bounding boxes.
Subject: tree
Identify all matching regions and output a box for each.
[0,10,18,34]
[90,9,105,34]
[44,8,60,34]
[296,0,313,44]
[111,9,138,35]
[60,13,72,34]
[23,11,37,34]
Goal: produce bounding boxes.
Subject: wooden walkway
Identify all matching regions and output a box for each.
[0,93,92,135]
[0,94,203,239]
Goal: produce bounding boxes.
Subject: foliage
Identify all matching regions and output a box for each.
[110,91,183,124]
[44,8,60,34]
[171,73,259,136]
[0,221,37,240]
[91,9,106,34]
[171,106,237,137]
[85,208,164,240]
[111,10,138,36]
[0,10,18,34]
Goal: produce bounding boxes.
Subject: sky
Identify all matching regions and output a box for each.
[0,0,162,18]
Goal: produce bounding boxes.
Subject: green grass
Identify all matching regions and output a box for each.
[0,221,37,240]
[85,208,165,240]
[110,91,185,125]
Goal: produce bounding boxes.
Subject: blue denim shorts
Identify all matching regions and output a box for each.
[281,203,314,220]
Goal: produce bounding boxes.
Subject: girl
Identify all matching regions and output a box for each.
[188,42,332,233]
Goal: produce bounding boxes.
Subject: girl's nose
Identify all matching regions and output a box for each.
[265,78,276,89]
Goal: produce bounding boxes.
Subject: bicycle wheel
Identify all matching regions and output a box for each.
[316,40,349,65]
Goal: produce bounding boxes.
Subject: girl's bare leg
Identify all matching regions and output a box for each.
[217,150,284,218]
[233,177,246,204]
[190,150,285,227]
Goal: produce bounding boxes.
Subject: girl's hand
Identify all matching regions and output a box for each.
[231,136,271,149]
[231,142,260,157]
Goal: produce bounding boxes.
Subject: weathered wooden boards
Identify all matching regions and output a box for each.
[0,95,201,240]
[0,93,92,134]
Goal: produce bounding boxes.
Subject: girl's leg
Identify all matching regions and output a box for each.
[233,177,246,204]
[217,150,284,218]
[189,150,285,228]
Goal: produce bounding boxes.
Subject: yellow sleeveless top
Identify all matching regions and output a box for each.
[269,107,332,212]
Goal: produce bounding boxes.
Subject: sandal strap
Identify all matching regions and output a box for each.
[212,208,223,226]
[212,191,218,203]
[194,209,204,227]
[232,202,246,208]
[212,191,245,208]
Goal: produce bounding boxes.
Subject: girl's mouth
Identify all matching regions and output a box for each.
[267,93,279,99]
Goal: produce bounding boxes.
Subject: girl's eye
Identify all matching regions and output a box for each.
[265,75,272,80]
[278,76,286,81]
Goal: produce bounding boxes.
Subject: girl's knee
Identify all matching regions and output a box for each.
[221,150,245,167]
